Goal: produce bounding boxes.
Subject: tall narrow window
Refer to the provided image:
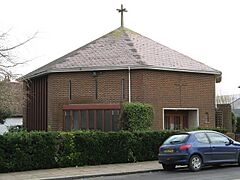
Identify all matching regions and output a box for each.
[121,79,125,100]
[68,80,72,100]
[73,110,79,129]
[65,111,71,130]
[205,112,209,123]
[95,79,98,99]
[81,110,87,129]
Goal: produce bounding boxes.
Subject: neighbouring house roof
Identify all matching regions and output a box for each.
[21,27,221,81]
[216,94,240,105]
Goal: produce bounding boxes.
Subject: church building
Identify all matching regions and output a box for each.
[21,5,221,131]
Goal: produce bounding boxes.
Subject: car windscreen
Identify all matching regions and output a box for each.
[163,134,189,145]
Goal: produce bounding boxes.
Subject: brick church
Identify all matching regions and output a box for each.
[21,5,221,132]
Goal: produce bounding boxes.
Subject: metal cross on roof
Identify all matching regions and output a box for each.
[116,4,127,27]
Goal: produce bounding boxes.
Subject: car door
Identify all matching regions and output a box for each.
[194,132,212,163]
[206,132,237,163]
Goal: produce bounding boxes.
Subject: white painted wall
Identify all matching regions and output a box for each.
[188,111,199,128]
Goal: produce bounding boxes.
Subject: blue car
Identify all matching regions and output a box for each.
[158,130,240,171]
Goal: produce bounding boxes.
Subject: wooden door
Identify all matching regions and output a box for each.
[164,111,188,130]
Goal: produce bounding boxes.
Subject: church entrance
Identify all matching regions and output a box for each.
[163,109,199,130]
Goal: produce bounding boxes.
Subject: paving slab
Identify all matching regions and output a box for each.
[0,161,162,180]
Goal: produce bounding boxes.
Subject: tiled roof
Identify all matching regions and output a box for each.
[22,27,221,79]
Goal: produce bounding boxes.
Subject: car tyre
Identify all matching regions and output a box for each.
[162,164,176,171]
[189,154,202,172]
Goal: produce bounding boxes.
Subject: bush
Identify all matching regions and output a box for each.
[0,131,58,172]
[121,102,154,131]
[0,130,171,172]
[0,127,228,172]
[0,108,11,124]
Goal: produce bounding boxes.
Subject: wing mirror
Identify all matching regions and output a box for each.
[228,139,234,145]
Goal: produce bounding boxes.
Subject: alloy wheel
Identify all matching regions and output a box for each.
[189,155,202,172]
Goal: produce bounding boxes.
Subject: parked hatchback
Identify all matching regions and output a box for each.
[158,130,240,171]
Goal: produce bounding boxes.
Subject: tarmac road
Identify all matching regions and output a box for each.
[88,164,240,180]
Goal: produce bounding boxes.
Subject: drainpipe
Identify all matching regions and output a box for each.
[128,66,131,103]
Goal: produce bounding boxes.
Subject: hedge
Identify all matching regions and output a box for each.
[0,130,173,172]
[0,128,227,172]
[121,102,154,131]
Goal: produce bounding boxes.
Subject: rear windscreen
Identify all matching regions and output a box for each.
[163,134,189,145]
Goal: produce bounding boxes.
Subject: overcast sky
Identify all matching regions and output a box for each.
[1,0,240,95]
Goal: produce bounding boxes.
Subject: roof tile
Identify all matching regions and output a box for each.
[22,27,221,79]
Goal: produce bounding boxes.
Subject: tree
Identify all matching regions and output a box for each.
[0,30,37,80]
[0,30,36,123]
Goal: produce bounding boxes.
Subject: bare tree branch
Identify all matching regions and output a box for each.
[0,32,37,52]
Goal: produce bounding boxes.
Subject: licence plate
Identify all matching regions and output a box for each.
[164,149,174,153]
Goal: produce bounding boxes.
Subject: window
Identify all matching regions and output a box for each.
[96,110,103,130]
[195,133,209,144]
[207,132,230,144]
[163,134,189,145]
[81,110,87,129]
[95,79,98,99]
[68,80,72,100]
[63,104,121,131]
[105,110,112,131]
[65,111,71,130]
[73,110,79,129]
[121,79,125,100]
[89,110,95,129]
[205,112,209,123]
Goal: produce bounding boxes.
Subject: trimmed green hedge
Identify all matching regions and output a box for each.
[0,128,227,172]
[0,130,172,172]
[121,102,154,131]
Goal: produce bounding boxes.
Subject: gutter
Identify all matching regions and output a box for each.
[19,65,222,81]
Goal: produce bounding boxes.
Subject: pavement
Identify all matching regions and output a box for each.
[0,161,162,180]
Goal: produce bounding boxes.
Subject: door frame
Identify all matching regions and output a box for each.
[163,108,199,130]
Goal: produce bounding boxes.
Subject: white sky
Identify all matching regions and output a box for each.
[1,0,240,95]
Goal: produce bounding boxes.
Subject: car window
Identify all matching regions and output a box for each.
[206,132,229,144]
[194,133,209,144]
[163,134,189,145]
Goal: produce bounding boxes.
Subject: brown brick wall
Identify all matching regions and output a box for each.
[47,69,216,131]
[48,70,137,130]
[217,104,232,132]
[141,71,216,130]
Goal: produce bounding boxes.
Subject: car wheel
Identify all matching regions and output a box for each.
[189,154,202,172]
[162,164,176,171]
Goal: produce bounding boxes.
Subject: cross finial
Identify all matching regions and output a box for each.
[116,4,127,27]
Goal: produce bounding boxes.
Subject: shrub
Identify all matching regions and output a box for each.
[0,108,11,124]
[121,102,154,131]
[0,127,228,172]
[0,130,169,172]
[0,131,58,172]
